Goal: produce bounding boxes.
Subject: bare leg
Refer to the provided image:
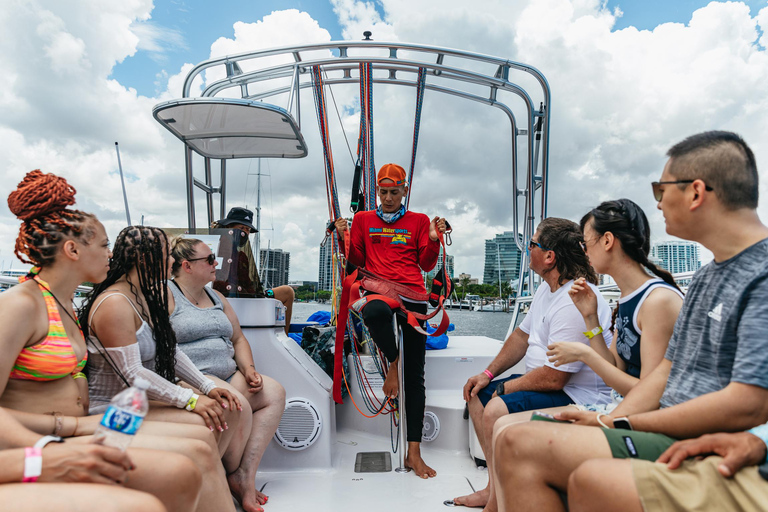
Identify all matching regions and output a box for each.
[273,285,294,335]
[0,483,168,512]
[69,434,235,512]
[493,422,612,512]
[483,406,578,512]
[568,459,643,512]
[454,396,509,508]
[226,372,286,512]
[406,441,437,478]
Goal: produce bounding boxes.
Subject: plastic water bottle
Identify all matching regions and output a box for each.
[92,377,150,451]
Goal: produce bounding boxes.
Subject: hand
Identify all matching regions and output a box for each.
[38,443,133,485]
[554,409,608,427]
[244,367,264,394]
[568,278,598,319]
[334,218,349,239]
[208,387,242,413]
[193,395,227,432]
[463,372,491,402]
[429,216,447,242]
[657,432,768,477]
[547,341,589,366]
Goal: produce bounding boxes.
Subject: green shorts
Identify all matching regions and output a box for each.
[603,429,677,460]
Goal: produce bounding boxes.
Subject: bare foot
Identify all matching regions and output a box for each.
[453,486,490,508]
[228,468,264,512]
[383,359,399,398]
[406,443,437,479]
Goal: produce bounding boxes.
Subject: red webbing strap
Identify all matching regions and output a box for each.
[333,268,358,403]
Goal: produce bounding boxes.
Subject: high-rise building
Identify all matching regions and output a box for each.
[260,248,290,287]
[483,232,523,285]
[318,240,334,291]
[651,241,701,274]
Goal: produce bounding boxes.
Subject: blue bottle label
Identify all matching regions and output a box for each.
[100,405,144,435]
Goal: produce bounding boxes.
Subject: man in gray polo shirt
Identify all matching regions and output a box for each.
[492,131,768,512]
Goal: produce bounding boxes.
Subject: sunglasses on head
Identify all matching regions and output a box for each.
[651,180,713,202]
[187,253,216,265]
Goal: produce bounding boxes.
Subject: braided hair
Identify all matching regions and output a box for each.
[581,199,683,330]
[8,170,96,266]
[80,226,177,382]
[537,217,599,286]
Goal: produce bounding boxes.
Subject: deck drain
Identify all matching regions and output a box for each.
[354,451,392,473]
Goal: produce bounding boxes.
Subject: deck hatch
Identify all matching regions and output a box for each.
[354,451,392,473]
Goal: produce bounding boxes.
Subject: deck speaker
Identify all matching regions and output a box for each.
[274,397,322,450]
[422,411,440,442]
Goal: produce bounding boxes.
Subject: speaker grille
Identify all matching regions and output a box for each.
[274,398,322,450]
[422,411,440,442]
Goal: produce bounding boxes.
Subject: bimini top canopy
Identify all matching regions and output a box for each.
[153,97,307,159]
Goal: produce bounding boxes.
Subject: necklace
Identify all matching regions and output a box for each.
[174,280,205,306]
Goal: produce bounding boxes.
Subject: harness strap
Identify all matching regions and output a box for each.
[332,230,452,404]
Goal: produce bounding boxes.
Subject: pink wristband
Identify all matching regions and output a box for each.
[22,447,42,483]
[483,369,494,380]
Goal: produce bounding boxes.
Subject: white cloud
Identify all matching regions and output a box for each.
[1,0,767,281]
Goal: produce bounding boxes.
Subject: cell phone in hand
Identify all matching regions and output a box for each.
[530,411,571,424]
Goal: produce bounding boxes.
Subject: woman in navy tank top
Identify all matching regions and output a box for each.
[546,199,684,407]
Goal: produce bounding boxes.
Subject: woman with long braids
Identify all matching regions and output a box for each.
[0,170,207,511]
[81,225,251,512]
[170,236,285,512]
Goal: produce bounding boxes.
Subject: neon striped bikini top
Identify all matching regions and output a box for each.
[9,269,87,381]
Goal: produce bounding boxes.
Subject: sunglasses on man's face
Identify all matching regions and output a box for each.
[528,239,552,252]
[187,253,216,265]
[651,180,713,202]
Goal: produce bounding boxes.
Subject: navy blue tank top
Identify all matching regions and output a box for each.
[615,279,683,378]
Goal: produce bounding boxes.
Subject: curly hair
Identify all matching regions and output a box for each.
[80,226,177,382]
[8,170,96,266]
[537,217,598,286]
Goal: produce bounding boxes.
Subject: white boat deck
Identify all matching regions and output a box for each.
[256,428,486,512]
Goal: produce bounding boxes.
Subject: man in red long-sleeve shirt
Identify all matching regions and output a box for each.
[336,163,446,478]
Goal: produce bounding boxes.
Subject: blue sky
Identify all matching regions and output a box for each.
[113,0,765,98]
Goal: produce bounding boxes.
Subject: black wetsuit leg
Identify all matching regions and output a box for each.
[362,298,427,443]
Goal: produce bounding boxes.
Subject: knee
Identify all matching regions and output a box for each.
[494,423,535,463]
[568,460,601,507]
[185,438,220,473]
[483,398,507,426]
[128,493,167,512]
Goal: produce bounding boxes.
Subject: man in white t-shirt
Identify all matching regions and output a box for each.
[454,217,613,509]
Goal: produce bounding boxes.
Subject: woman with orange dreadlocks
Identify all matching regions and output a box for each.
[0,170,217,511]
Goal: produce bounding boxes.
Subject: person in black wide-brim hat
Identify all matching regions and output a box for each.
[212,207,294,335]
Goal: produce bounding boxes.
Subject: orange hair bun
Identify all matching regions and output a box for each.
[8,169,77,221]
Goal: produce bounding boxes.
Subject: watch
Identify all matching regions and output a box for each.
[613,416,633,431]
[496,381,507,397]
[583,326,604,339]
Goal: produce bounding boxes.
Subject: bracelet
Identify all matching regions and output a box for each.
[72,372,87,380]
[595,413,611,429]
[483,369,494,380]
[51,412,63,436]
[72,416,80,437]
[583,326,604,339]
[185,393,200,412]
[22,447,42,483]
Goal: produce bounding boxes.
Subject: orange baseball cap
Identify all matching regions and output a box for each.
[377,163,407,187]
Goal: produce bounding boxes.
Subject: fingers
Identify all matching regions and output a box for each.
[96,445,134,471]
[462,380,473,402]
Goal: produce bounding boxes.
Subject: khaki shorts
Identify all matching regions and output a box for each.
[632,456,768,512]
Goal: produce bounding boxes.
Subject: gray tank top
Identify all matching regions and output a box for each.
[169,282,237,381]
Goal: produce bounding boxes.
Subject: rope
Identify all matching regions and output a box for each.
[311,66,342,222]
[405,68,427,210]
[357,62,376,211]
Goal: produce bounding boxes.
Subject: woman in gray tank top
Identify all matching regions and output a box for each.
[171,237,285,512]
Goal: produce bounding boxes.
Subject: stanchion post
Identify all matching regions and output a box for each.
[394,315,410,473]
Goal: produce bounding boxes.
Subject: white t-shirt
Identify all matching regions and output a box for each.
[519,280,613,405]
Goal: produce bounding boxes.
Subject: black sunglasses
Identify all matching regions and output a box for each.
[652,180,713,202]
[187,254,216,265]
[529,239,552,252]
